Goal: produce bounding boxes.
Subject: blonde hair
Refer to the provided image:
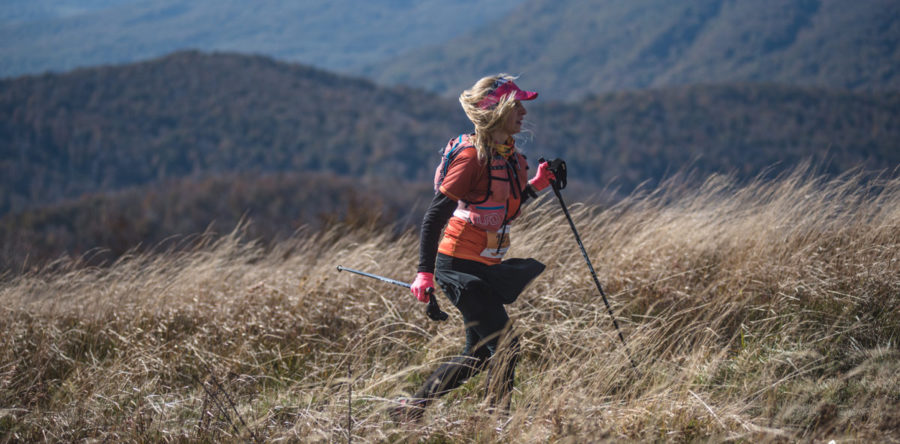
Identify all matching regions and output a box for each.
[459,73,522,164]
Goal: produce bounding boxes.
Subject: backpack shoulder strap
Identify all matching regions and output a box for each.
[435,134,495,206]
[437,134,475,186]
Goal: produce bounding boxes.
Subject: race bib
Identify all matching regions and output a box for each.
[480,225,511,259]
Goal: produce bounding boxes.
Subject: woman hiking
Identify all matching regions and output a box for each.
[394,74,559,421]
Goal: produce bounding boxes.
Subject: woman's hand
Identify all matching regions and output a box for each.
[411,272,434,303]
[528,160,557,191]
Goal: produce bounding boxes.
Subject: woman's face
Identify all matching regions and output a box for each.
[501,100,527,136]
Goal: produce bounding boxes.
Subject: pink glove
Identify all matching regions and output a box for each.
[528,161,556,191]
[410,272,434,303]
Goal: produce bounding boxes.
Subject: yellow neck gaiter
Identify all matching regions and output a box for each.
[492,138,515,158]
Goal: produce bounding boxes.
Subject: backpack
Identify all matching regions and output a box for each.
[433,134,491,205]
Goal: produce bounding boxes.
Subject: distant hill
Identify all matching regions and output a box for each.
[366,0,900,99]
[0,0,525,78]
[0,51,467,215]
[3,51,899,219]
[529,84,900,188]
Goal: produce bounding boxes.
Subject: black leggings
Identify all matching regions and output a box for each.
[413,254,521,407]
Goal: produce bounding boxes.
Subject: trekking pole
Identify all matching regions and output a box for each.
[541,159,640,373]
[336,265,449,321]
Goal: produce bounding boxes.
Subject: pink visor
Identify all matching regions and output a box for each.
[477,78,538,109]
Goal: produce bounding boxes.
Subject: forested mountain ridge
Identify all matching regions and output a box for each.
[367,0,900,99]
[0,51,467,216]
[530,84,900,188]
[3,51,899,220]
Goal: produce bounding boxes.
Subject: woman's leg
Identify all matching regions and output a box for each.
[394,318,493,422]
[411,287,517,405]
[411,325,492,402]
[394,256,520,420]
[483,331,519,412]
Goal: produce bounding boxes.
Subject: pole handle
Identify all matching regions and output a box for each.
[539,157,567,191]
[425,287,448,321]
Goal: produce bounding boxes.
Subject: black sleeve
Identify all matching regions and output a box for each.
[521,184,537,205]
[519,155,537,205]
[418,192,457,273]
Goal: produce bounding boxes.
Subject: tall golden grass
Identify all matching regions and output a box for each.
[1,168,898,442]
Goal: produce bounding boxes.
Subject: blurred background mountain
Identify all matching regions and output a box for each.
[3,0,897,96]
[1,0,898,270]
[0,0,525,79]
[366,0,900,99]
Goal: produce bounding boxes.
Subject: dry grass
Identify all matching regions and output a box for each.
[1,169,899,443]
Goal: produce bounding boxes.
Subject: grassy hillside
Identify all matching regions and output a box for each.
[368,0,900,99]
[1,168,897,441]
[0,0,524,78]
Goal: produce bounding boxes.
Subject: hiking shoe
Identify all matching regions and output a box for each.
[389,398,426,424]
